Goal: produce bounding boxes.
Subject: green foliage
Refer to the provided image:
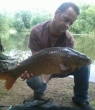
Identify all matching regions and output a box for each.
[14,11,32,29]
[13,11,52,31]
[0,12,14,41]
[21,11,32,29]
[70,4,95,34]
[13,19,25,32]
[30,12,52,28]
[0,13,10,32]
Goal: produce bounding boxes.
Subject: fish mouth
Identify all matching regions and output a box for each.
[74,68,80,71]
[74,60,92,71]
[87,59,92,65]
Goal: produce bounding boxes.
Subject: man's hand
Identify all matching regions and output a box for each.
[21,71,34,80]
[20,51,36,80]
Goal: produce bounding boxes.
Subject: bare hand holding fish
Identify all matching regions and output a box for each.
[21,71,34,80]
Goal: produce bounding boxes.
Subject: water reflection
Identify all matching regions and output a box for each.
[73,34,95,61]
[73,35,95,82]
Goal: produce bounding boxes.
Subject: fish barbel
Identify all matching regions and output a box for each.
[0,47,91,90]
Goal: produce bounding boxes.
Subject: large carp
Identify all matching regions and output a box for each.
[0,47,91,90]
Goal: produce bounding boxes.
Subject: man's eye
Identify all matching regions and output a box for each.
[70,22,73,25]
[63,17,73,25]
[64,18,69,22]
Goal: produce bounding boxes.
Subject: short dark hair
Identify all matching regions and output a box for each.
[58,2,80,15]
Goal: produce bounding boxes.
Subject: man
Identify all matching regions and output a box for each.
[21,2,94,110]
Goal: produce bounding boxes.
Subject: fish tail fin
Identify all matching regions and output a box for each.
[0,70,18,90]
[5,76,18,90]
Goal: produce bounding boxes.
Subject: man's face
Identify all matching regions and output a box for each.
[53,7,78,34]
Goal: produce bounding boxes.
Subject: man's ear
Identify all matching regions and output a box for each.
[54,9,60,18]
[55,9,60,15]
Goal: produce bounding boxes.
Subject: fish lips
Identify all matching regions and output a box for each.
[74,59,91,71]
[83,56,92,65]
[87,59,92,65]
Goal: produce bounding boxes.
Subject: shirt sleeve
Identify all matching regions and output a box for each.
[28,29,41,52]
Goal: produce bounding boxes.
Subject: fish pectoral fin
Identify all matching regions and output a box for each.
[41,74,51,83]
[60,63,68,70]
[60,63,69,74]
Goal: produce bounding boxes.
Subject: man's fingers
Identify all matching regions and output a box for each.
[21,74,24,78]
[26,73,30,80]
[21,71,27,79]
[24,71,28,74]
[30,73,34,77]
[21,71,34,80]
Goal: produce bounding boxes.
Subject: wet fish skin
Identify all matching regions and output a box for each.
[0,47,91,90]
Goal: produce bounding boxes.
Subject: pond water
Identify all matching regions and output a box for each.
[1,33,95,82]
[73,34,95,83]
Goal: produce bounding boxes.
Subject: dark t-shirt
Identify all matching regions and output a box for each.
[29,21,74,52]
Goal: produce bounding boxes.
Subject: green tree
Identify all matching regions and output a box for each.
[0,13,10,32]
[0,12,14,41]
[13,11,32,31]
[70,4,95,34]
[21,11,32,29]
[30,12,52,28]
[13,19,25,32]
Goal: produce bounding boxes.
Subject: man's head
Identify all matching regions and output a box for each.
[52,2,80,34]
[57,2,80,15]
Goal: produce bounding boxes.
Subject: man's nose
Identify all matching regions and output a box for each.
[65,22,70,28]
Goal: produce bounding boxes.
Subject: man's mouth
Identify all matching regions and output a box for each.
[60,27,66,31]
[60,26,66,31]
